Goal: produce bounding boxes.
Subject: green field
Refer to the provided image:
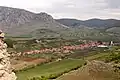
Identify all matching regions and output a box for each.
[85,52,109,61]
[16,59,85,80]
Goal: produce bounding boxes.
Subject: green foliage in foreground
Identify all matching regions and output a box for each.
[105,51,120,63]
[16,59,85,80]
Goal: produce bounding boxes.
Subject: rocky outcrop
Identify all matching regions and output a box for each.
[0,6,56,30]
[0,40,17,80]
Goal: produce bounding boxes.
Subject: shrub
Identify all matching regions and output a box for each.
[49,74,59,79]
[4,39,15,48]
[105,52,120,62]
[29,77,41,80]
[25,39,36,45]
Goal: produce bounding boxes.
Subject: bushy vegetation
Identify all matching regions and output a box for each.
[4,38,16,48]
[105,51,120,63]
[84,46,120,63]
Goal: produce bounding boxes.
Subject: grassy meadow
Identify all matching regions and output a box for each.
[16,59,85,80]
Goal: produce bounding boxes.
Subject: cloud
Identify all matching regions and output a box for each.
[0,0,120,19]
[105,0,120,8]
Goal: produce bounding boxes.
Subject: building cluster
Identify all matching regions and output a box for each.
[23,41,104,55]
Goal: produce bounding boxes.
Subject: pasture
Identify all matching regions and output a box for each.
[16,59,85,80]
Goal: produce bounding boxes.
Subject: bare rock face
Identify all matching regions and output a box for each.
[0,40,17,80]
[0,6,55,30]
[0,6,67,38]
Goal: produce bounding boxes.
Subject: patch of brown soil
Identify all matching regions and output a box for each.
[22,58,37,62]
[11,58,47,71]
[30,58,47,64]
[23,58,46,63]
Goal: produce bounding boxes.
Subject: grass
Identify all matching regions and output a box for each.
[85,52,109,60]
[67,48,108,59]
[56,47,120,80]
[16,59,85,80]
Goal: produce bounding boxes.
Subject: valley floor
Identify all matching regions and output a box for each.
[16,59,85,80]
[8,39,120,80]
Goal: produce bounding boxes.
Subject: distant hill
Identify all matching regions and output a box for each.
[56,19,83,27]
[0,6,119,41]
[56,18,120,41]
[56,18,120,28]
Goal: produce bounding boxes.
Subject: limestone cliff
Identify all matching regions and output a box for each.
[0,40,17,80]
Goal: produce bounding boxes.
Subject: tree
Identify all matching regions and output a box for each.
[4,39,15,48]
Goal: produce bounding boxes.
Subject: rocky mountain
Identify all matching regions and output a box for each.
[0,6,68,37]
[0,6,119,41]
[56,18,120,28]
[0,6,35,30]
[0,6,57,28]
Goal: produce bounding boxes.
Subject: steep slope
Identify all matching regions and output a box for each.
[0,6,36,31]
[6,12,68,37]
[0,6,58,29]
[0,6,67,37]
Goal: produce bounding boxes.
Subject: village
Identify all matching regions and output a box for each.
[19,40,112,55]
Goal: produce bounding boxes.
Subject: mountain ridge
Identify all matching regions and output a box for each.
[0,6,68,37]
[0,6,59,31]
[56,18,120,28]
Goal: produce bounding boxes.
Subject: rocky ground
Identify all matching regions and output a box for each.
[0,41,17,80]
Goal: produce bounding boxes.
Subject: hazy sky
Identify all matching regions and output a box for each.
[0,0,120,20]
